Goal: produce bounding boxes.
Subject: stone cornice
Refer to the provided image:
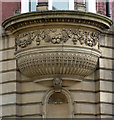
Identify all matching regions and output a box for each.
[2,11,113,34]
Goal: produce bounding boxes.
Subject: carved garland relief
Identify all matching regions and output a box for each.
[15,28,99,49]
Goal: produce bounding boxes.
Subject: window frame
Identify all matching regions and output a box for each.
[86,0,96,13]
[21,0,37,13]
[48,0,74,10]
[21,0,29,13]
[30,0,38,12]
[21,0,96,13]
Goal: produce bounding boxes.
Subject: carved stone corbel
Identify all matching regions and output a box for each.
[53,78,62,92]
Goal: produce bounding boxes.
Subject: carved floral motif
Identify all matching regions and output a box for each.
[69,29,99,47]
[15,28,99,49]
[15,31,41,48]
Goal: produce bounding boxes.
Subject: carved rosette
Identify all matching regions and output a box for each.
[2,11,112,81]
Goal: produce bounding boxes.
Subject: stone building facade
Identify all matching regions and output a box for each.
[0,0,114,119]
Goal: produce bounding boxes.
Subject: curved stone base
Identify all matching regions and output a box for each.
[16,45,101,81]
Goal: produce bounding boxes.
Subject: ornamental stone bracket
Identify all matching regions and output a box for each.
[53,77,62,92]
[2,11,112,83]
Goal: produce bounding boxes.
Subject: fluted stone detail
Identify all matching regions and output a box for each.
[16,50,99,79]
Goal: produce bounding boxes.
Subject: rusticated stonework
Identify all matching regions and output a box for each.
[15,28,99,49]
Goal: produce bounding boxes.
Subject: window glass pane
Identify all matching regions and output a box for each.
[52,0,69,10]
[31,2,36,11]
[21,0,29,13]
[30,0,37,11]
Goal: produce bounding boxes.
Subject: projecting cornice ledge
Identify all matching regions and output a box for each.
[2,11,112,33]
[2,11,113,82]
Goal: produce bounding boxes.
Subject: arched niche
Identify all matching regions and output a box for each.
[41,88,74,118]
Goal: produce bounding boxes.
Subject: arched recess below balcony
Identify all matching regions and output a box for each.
[41,88,74,118]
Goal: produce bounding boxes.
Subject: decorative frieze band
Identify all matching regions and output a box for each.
[15,28,99,49]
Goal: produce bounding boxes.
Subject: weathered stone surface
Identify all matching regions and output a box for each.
[1,60,16,72]
[21,82,49,92]
[67,81,95,91]
[1,49,15,61]
[0,74,2,83]
[0,51,2,61]
[74,115,96,118]
[112,93,114,103]
[100,47,113,58]
[2,82,20,94]
[96,81,113,92]
[74,103,96,114]
[0,35,15,50]
[0,35,2,50]
[1,71,17,83]
[99,69,113,80]
[71,92,96,103]
[21,92,44,104]
[96,92,112,103]
[100,34,113,47]
[2,94,20,105]
[100,103,112,114]
[2,105,17,116]
[0,84,2,107]
[0,62,2,72]
[99,58,114,69]
[21,104,41,116]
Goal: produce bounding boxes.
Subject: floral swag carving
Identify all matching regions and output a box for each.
[15,28,99,48]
